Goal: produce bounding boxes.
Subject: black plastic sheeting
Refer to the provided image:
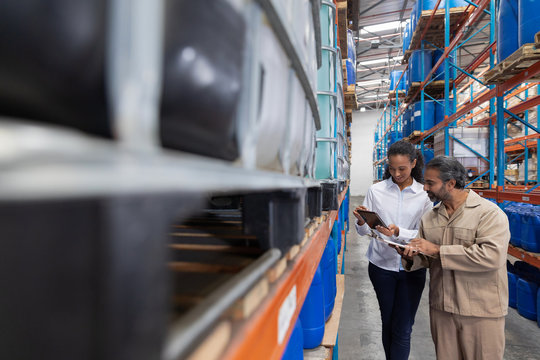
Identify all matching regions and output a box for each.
[0,1,111,137]
[160,0,246,161]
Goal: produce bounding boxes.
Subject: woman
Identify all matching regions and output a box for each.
[354,140,432,360]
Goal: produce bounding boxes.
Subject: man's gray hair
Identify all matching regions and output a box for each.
[425,156,467,189]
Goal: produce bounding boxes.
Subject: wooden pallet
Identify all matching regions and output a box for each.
[403,6,470,63]
[344,85,358,110]
[469,180,489,189]
[337,1,348,59]
[389,90,406,100]
[404,79,455,103]
[483,42,540,85]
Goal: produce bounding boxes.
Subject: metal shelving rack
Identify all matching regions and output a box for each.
[0,1,354,359]
[371,0,540,269]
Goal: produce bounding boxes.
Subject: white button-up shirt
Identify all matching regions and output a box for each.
[356,177,433,272]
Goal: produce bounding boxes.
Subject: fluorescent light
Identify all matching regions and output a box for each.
[360,107,366,112]
[359,58,388,66]
[356,79,385,86]
[360,21,405,34]
[363,93,389,98]
[358,56,404,66]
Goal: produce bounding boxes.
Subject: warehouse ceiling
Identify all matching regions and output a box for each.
[354,0,492,110]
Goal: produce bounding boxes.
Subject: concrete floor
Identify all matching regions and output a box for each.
[338,196,540,360]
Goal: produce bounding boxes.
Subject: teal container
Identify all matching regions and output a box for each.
[300,264,325,349]
[498,0,519,62]
[403,109,411,138]
[318,49,336,92]
[322,236,337,321]
[281,318,303,360]
[423,148,434,164]
[315,93,336,180]
[517,278,538,321]
[518,0,540,46]
[509,271,518,309]
[521,210,540,252]
[319,1,336,48]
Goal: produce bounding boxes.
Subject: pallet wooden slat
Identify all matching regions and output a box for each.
[483,43,540,85]
[403,6,470,62]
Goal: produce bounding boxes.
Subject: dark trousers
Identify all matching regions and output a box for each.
[368,262,426,360]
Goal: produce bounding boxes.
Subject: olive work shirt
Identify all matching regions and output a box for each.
[403,190,511,318]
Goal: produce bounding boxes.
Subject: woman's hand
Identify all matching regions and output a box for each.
[375,224,399,237]
[352,205,368,225]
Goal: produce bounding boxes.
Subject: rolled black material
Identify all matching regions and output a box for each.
[0,1,111,137]
[160,0,246,160]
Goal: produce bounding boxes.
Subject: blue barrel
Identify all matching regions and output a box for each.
[346,59,355,86]
[412,100,435,131]
[403,21,411,53]
[401,70,409,92]
[537,287,540,327]
[435,98,455,125]
[432,49,456,80]
[519,0,540,46]
[423,148,434,164]
[300,264,325,349]
[508,271,518,309]
[403,109,411,138]
[449,0,469,7]
[390,70,404,91]
[517,278,538,321]
[521,210,540,252]
[322,236,337,321]
[509,206,522,247]
[417,0,446,14]
[282,318,303,360]
[497,0,519,62]
[410,50,433,83]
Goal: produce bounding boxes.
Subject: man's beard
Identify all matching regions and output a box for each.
[427,188,450,202]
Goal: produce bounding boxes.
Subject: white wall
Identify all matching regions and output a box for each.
[350,109,382,196]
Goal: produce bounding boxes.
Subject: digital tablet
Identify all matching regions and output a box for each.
[356,209,389,230]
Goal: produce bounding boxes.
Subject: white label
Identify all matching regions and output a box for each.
[414,111,421,117]
[522,196,530,202]
[479,192,483,196]
[329,218,333,229]
[278,285,297,344]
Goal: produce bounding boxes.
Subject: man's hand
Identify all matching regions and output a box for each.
[406,238,440,257]
[391,245,415,262]
[352,206,368,225]
[376,224,399,237]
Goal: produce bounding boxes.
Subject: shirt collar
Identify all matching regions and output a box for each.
[385,177,424,194]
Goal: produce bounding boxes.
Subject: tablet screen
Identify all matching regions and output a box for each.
[357,210,388,229]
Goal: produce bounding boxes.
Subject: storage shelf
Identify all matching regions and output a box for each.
[508,244,540,269]
[477,189,540,205]
[0,120,320,200]
[222,187,348,360]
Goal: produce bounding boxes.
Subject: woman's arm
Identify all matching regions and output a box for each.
[354,188,373,236]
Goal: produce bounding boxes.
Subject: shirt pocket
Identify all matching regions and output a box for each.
[453,227,476,247]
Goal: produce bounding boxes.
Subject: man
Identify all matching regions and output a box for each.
[397,156,510,360]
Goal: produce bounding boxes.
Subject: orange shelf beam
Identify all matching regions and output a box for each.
[508,245,540,269]
[223,187,348,360]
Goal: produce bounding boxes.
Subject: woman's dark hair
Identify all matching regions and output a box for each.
[383,140,424,183]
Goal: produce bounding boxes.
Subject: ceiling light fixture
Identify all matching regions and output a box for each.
[360,21,405,34]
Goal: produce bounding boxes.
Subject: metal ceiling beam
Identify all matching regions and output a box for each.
[359,0,386,16]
